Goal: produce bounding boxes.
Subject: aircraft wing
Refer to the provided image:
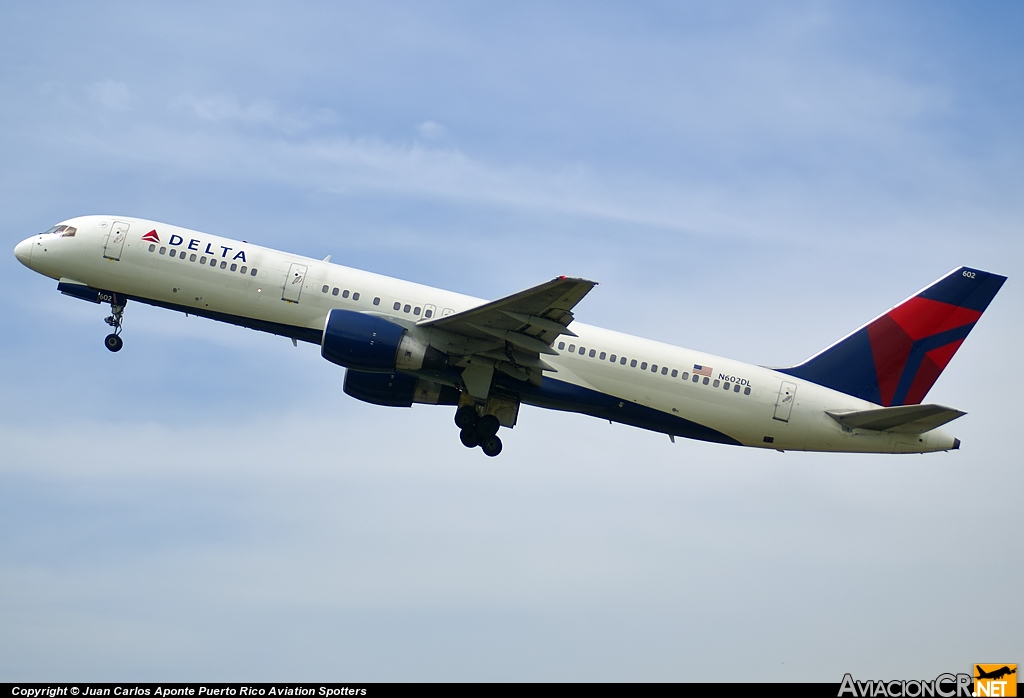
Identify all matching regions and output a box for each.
[421,276,595,353]
[825,404,966,434]
[418,276,597,394]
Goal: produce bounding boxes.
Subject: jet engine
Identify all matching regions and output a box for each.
[321,308,447,372]
[344,370,460,408]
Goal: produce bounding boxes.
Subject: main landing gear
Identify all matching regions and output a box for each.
[103,302,125,352]
[455,405,503,457]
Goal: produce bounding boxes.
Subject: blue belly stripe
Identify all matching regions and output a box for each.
[505,374,742,445]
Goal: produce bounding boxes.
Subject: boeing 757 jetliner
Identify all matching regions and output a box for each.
[15,216,1006,457]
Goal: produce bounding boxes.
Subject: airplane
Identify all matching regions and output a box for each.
[14,215,1006,457]
[975,666,1016,681]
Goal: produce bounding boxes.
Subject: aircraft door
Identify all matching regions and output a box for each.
[103,221,131,260]
[773,381,797,422]
[282,263,308,303]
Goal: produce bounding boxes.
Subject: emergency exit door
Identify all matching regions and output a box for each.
[282,263,308,303]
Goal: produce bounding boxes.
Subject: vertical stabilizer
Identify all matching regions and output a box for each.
[780,267,1006,406]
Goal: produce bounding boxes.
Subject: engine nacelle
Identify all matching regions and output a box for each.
[321,308,447,372]
[344,370,460,408]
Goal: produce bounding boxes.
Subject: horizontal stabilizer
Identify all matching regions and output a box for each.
[826,404,965,434]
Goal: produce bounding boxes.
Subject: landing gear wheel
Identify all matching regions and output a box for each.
[459,428,480,448]
[103,301,126,353]
[455,405,478,430]
[480,435,502,457]
[476,414,500,438]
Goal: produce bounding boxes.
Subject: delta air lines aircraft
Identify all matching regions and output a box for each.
[15,216,1006,457]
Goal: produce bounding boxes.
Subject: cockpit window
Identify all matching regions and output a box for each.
[42,224,76,237]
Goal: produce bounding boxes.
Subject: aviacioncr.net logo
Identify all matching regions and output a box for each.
[839,673,972,698]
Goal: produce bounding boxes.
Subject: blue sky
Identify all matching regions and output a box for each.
[1,1,1021,681]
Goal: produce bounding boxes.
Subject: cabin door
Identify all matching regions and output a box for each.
[282,263,308,303]
[773,381,797,422]
[103,221,131,260]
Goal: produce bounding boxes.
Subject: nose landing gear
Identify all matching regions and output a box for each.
[103,303,125,352]
[455,405,503,457]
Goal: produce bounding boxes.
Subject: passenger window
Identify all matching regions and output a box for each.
[352,292,360,300]
[403,304,411,313]
[220,261,227,269]
[703,377,709,385]
[713,379,720,387]
[210,258,217,267]
[692,375,699,383]
[671,369,677,377]
[620,357,627,365]
[190,254,197,262]
[424,309,432,318]
[662,367,668,375]
[744,387,751,395]
[231,263,237,272]
[149,244,156,252]
[414,307,421,315]
[682,372,689,380]
[331,287,338,296]
[640,362,647,370]
[589,349,596,358]
[170,249,177,258]
[240,265,247,274]
[342,290,350,298]
[394,302,401,310]
[610,354,617,362]
[200,256,207,264]
[734,384,740,392]
[599,352,606,360]
[569,345,576,352]
[651,364,657,372]
[558,342,565,350]
[723,382,730,390]
[630,359,637,367]
[579,347,586,355]
[160,247,167,255]
[322,285,329,293]
[251,268,258,276]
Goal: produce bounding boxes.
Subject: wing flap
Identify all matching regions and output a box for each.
[826,404,966,434]
[422,276,596,346]
[419,276,596,392]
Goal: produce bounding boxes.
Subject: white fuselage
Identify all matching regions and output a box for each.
[15,215,959,454]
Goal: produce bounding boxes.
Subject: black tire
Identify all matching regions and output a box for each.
[454,405,478,430]
[459,428,479,448]
[104,334,123,352]
[475,414,500,438]
[481,435,502,457]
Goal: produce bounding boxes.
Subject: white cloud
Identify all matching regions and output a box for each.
[416,120,446,139]
[179,93,337,135]
[88,79,130,111]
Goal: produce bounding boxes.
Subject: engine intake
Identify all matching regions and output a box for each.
[321,309,446,372]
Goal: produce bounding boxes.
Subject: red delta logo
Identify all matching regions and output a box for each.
[141,230,160,243]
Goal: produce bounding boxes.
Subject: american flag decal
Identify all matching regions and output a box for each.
[693,364,712,377]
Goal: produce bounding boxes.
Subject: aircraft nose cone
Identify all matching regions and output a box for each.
[14,237,33,267]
